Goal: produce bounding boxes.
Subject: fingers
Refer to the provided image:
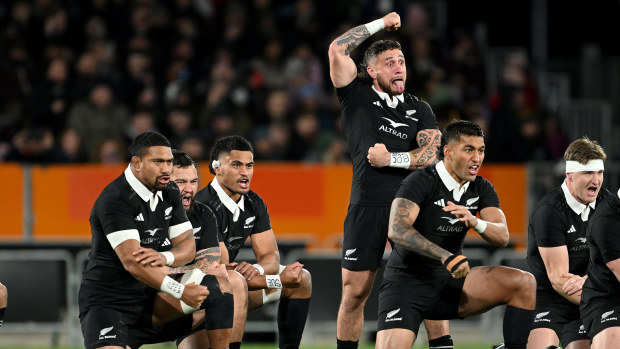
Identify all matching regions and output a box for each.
[451,263,470,279]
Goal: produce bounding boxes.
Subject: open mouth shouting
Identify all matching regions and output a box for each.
[238,177,250,190]
[468,164,479,176]
[392,78,404,93]
[181,193,193,207]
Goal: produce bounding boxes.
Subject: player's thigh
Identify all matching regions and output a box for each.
[341,268,376,299]
[377,280,430,336]
[178,329,209,349]
[458,266,531,317]
[527,328,559,349]
[342,204,390,271]
[581,301,620,345]
[376,328,416,349]
[592,327,620,349]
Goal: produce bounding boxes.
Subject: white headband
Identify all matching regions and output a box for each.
[565,159,604,173]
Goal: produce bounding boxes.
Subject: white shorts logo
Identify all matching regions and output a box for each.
[601,310,618,323]
[534,311,551,323]
[385,308,403,322]
[344,248,358,261]
[99,326,116,340]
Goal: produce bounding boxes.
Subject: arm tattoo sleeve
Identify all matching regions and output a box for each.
[389,198,450,261]
[335,25,371,56]
[410,130,441,169]
[166,247,221,275]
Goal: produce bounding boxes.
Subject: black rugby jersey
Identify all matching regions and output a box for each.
[383,162,500,281]
[582,190,620,303]
[336,77,438,206]
[159,201,219,254]
[195,180,272,262]
[82,167,190,294]
[526,184,611,292]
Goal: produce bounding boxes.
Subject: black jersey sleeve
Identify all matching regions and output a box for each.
[196,205,220,251]
[477,177,501,210]
[591,212,620,263]
[531,204,567,247]
[335,77,361,107]
[395,171,432,205]
[252,194,272,235]
[416,99,439,131]
[97,192,137,236]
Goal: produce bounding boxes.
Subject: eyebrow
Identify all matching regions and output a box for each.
[384,54,405,61]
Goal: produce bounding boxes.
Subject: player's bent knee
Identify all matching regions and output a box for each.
[201,275,235,330]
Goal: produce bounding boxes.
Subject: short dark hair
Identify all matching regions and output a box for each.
[130,131,171,158]
[358,40,402,82]
[438,120,484,160]
[209,135,253,174]
[172,149,195,168]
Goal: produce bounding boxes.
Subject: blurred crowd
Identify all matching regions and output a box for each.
[0,0,570,164]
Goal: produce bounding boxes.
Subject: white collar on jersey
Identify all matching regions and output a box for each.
[210,178,245,222]
[124,165,163,212]
[561,180,596,222]
[436,161,470,202]
[372,85,404,108]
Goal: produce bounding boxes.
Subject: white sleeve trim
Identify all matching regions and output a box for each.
[169,221,192,239]
[107,229,140,249]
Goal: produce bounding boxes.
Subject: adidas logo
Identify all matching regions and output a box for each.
[135,213,144,221]
[579,325,586,334]
[373,101,382,108]
[161,238,171,246]
[434,199,446,207]
[567,225,576,233]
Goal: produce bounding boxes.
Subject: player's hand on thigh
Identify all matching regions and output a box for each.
[133,247,166,267]
[451,261,470,279]
[182,283,209,309]
[205,263,229,278]
[281,262,304,288]
[234,261,261,281]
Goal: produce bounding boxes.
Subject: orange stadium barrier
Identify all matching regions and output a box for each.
[1,163,527,247]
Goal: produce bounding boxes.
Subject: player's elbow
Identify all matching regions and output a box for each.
[328,40,341,60]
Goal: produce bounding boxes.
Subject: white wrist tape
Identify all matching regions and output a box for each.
[364,18,385,35]
[390,152,411,169]
[160,275,185,299]
[474,218,487,234]
[161,251,174,266]
[179,269,206,314]
[266,275,283,289]
[253,263,265,275]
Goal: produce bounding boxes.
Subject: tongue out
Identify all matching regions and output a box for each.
[393,80,404,93]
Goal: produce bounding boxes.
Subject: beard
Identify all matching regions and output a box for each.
[377,74,404,97]
[153,176,168,191]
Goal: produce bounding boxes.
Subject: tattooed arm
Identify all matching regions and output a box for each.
[328,12,401,88]
[165,246,221,275]
[367,129,441,169]
[387,197,452,262]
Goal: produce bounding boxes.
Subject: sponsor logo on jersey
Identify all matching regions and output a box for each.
[381,117,409,129]
[441,216,460,225]
[567,225,576,233]
[378,125,408,139]
[344,248,358,261]
[385,308,403,322]
[406,110,416,115]
[99,326,116,340]
[145,228,162,236]
[135,213,144,221]
[165,206,173,220]
[601,310,618,323]
[244,216,256,229]
[227,236,244,250]
[578,325,586,334]
[434,199,446,207]
[569,237,588,252]
[436,225,464,233]
[534,311,551,322]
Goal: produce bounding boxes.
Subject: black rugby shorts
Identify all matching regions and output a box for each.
[531,288,588,345]
[342,204,391,270]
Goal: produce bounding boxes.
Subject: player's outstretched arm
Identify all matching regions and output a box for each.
[388,197,468,278]
[539,246,583,305]
[368,129,441,169]
[329,12,400,88]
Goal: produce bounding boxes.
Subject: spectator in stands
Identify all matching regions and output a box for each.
[0,281,6,328]
[45,127,87,163]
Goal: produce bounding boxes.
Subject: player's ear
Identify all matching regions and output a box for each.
[131,156,141,170]
[566,173,573,182]
[367,65,376,79]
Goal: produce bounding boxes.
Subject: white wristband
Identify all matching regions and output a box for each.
[253,263,265,275]
[160,275,185,299]
[390,152,411,169]
[266,275,283,289]
[161,251,175,266]
[364,18,385,35]
[474,218,487,234]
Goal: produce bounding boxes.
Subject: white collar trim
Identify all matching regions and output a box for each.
[562,181,595,221]
[124,165,163,211]
[372,85,404,108]
[436,161,469,201]
[211,178,245,215]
